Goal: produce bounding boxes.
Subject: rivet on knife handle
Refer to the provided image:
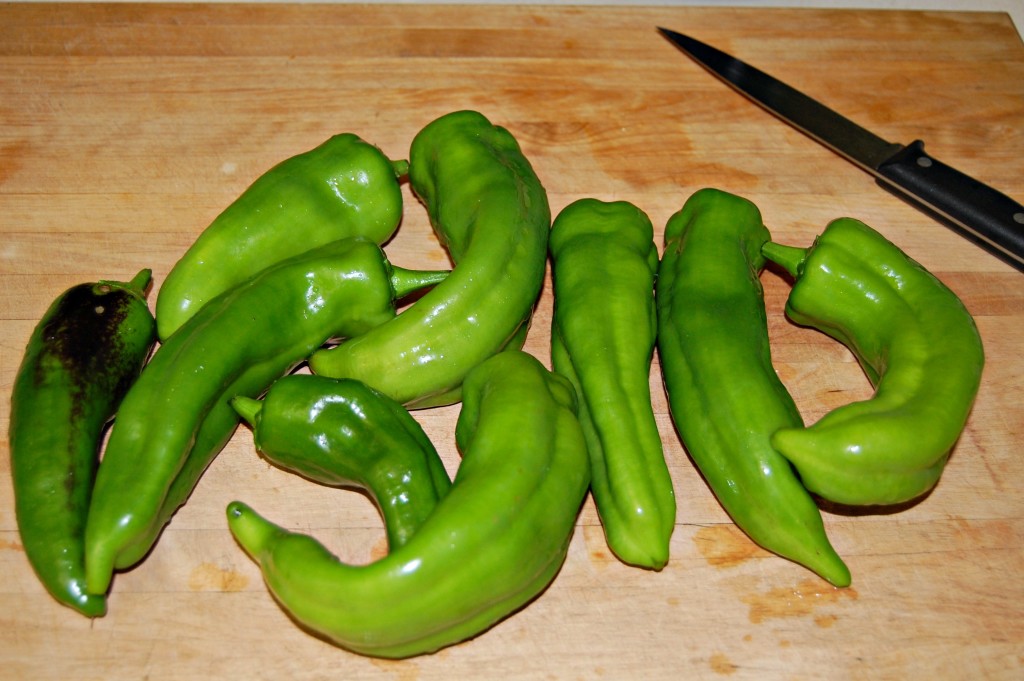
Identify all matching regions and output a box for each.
[658,27,1024,272]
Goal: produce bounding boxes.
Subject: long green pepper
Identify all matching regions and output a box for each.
[763,217,985,506]
[549,198,675,570]
[85,238,447,596]
[9,270,156,617]
[309,111,551,408]
[231,374,452,550]
[656,188,850,587]
[156,133,406,340]
[227,350,590,659]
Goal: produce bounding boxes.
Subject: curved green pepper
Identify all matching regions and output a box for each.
[231,374,451,550]
[656,188,850,587]
[9,270,155,617]
[85,238,447,596]
[763,217,985,506]
[549,198,675,570]
[309,111,551,408]
[155,133,406,340]
[227,350,590,659]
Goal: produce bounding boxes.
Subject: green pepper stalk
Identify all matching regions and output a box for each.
[9,269,156,617]
[656,188,850,587]
[309,111,551,409]
[84,238,448,597]
[231,374,451,550]
[227,350,590,659]
[155,133,407,341]
[762,217,985,506]
[549,198,676,570]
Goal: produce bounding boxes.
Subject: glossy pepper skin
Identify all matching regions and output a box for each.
[763,218,985,506]
[549,198,675,570]
[309,111,551,408]
[155,133,406,340]
[9,270,156,617]
[231,374,451,550]
[656,188,850,587]
[227,350,590,659]
[85,238,447,596]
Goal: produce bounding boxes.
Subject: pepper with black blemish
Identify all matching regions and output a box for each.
[9,270,156,616]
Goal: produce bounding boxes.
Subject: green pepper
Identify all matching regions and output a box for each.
[231,374,451,550]
[656,188,850,587]
[309,111,551,409]
[549,198,675,570]
[155,133,406,341]
[227,349,590,659]
[85,238,447,596]
[9,270,156,617]
[762,218,985,506]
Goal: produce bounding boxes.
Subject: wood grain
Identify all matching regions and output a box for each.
[1,4,1022,679]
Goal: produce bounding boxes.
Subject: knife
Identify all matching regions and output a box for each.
[658,27,1024,272]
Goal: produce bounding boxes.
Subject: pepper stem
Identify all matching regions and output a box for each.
[392,159,410,178]
[231,395,263,427]
[99,268,153,300]
[390,267,449,300]
[126,268,153,295]
[761,242,807,278]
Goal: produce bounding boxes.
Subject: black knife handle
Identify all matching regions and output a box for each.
[875,140,1024,272]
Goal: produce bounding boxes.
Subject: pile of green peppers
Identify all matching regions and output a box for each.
[8,109,984,656]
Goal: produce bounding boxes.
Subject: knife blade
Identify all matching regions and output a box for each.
[658,27,1024,272]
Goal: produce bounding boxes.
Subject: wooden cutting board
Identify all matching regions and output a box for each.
[2,4,1022,679]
